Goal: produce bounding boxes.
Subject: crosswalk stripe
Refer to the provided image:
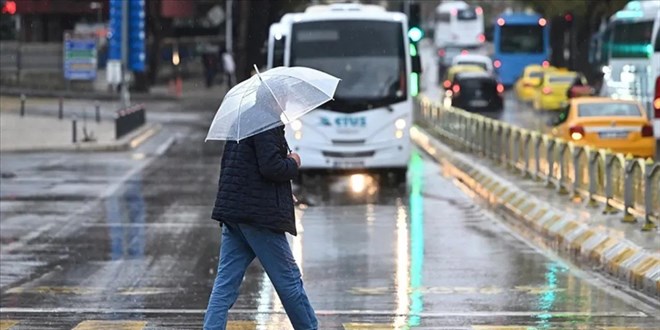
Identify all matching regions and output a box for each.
[472,327,534,330]
[72,320,147,330]
[0,320,19,330]
[343,323,393,330]
[226,320,258,329]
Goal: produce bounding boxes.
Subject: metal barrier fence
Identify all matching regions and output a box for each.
[115,105,146,139]
[417,97,659,231]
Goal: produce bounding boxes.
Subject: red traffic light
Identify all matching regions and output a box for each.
[2,0,17,15]
[564,13,573,22]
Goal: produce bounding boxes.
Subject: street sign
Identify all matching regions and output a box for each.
[63,32,97,81]
[128,0,146,72]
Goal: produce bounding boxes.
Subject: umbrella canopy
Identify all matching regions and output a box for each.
[205,66,340,142]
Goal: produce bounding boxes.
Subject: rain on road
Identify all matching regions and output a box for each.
[1,93,659,330]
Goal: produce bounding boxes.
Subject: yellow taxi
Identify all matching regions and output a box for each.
[514,64,544,101]
[550,97,656,159]
[532,71,587,111]
[442,64,485,90]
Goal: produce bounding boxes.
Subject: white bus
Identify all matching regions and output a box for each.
[433,1,485,49]
[270,3,419,180]
[601,0,660,137]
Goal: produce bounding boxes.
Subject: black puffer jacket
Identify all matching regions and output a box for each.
[211,126,299,235]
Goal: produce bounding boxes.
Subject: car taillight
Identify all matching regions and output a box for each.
[641,124,654,137]
[542,61,550,68]
[478,34,486,43]
[569,126,585,140]
[542,87,552,95]
[654,76,660,118]
[443,80,451,88]
[461,49,469,55]
[438,49,446,57]
[452,84,461,94]
[493,60,502,68]
[497,83,504,94]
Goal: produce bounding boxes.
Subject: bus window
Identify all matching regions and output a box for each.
[611,21,653,58]
[655,28,660,52]
[273,37,285,67]
[457,9,477,21]
[436,12,451,23]
[500,25,544,53]
[291,20,406,112]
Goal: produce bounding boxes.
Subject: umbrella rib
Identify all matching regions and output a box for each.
[254,65,291,124]
[261,70,339,99]
[235,77,257,142]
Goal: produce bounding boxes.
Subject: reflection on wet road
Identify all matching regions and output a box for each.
[2,125,658,328]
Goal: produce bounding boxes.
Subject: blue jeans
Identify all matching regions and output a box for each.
[204,223,318,330]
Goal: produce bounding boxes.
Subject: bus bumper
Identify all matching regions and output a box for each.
[294,139,411,171]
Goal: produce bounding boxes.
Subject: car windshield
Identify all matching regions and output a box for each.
[457,61,487,70]
[529,71,543,78]
[499,25,544,53]
[290,20,406,113]
[548,75,576,84]
[578,103,641,117]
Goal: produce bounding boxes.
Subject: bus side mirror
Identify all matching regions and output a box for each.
[412,55,422,74]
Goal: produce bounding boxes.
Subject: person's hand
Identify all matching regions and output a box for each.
[288,152,301,167]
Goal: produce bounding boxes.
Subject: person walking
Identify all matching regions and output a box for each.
[203,88,318,330]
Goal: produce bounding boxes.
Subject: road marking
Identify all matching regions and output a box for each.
[347,286,563,296]
[343,323,392,330]
[72,320,147,330]
[0,320,18,330]
[226,321,257,329]
[472,327,533,330]
[0,308,648,318]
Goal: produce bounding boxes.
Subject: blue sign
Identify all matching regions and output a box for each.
[64,32,97,81]
[129,0,146,72]
[107,0,145,72]
[108,0,122,61]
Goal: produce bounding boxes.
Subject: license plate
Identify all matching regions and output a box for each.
[598,131,628,139]
[470,100,488,107]
[332,160,365,169]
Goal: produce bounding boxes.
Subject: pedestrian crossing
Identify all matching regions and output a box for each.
[0,319,651,330]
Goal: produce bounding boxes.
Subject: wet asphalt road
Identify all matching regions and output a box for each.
[1,91,659,329]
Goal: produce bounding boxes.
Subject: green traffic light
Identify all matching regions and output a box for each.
[408,27,424,43]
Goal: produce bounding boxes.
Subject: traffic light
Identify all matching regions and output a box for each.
[564,11,573,28]
[408,2,424,42]
[1,0,16,15]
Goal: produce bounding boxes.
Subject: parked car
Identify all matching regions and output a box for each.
[549,97,656,159]
[446,71,504,112]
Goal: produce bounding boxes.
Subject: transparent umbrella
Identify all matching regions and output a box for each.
[205,65,340,142]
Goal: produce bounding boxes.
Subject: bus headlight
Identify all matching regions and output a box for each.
[395,130,404,139]
[291,119,303,131]
[395,118,406,130]
[294,131,303,140]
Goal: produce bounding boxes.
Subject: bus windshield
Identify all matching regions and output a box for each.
[457,9,477,21]
[611,20,654,58]
[499,25,544,53]
[290,20,406,112]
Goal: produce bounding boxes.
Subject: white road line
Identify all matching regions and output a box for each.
[0,308,648,318]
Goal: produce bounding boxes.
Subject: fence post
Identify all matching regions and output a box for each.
[571,145,582,200]
[58,97,64,120]
[72,115,77,143]
[556,141,569,194]
[603,151,618,214]
[587,149,600,207]
[20,94,26,116]
[622,154,637,223]
[545,139,556,188]
[642,159,657,231]
[95,100,101,123]
[533,134,542,181]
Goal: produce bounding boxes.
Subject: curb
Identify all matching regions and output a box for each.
[0,87,178,102]
[411,125,660,298]
[0,123,161,153]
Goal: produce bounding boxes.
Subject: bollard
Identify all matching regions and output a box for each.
[72,116,77,143]
[95,100,100,122]
[58,97,63,120]
[20,94,25,116]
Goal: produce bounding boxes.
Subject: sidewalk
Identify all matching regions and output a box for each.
[412,126,660,298]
